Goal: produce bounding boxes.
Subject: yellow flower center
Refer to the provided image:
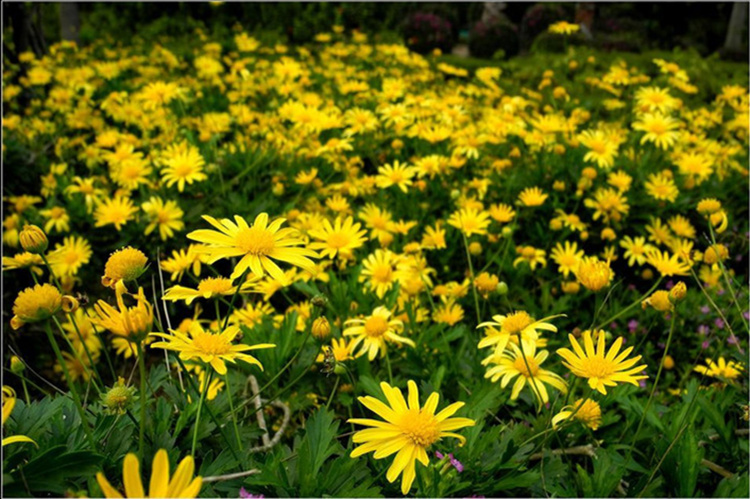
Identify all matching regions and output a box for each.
[370,263,393,283]
[327,232,350,249]
[399,410,441,447]
[197,277,233,294]
[172,158,195,177]
[364,315,389,338]
[590,140,607,154]
[191,331,232,355]
[236,226,276,255]
[502,311,533,334]
[647,122,667,135]
[521,246,537,259]
[104,247,148,283]
[578,357,616,379]
[513,355,540,377]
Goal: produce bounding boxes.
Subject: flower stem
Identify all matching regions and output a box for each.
[191,367,212,458]
[626,310,677,467]
[136,341,147,458]
[325,376,340,410]
[44,321,95,449]
[384,348,394,385]
[708,224,750,333]
[224,371,242,450]
[594,277,663,330]
[462,234,481,324]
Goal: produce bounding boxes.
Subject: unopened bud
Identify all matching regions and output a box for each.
[19,224,48,254]
[312,317,331,340]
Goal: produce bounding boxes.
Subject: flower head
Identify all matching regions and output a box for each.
[551,398,602,430]
[11,284,76,330]
[343,306,414,360]
[348,380,475,494]
[103,247,148,288]
[92,281,154,342]
[574,257,613,292]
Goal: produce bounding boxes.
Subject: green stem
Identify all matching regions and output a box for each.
[225,372,242,450]
[44,321,96,449]
[40,254,63,291]
[136,341,147,458]
[594,277,663,330]
[708,224,750,333]
[384,348,394,385]
[325,376,341,410]
[191,368,212,458]
[626,311,677,466]
[222,269,249,332]
[462,234,481,324]
[21,378,31,405]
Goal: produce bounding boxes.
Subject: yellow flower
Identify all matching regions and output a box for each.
[517,187,548,207]
[694,357,743,382]
[473,272,499,298]
[2,251,44,276]
[295,168,318,185]
[584,188,629,223]
[696,198,722,216]
[421,223,447,250]
[308,216,368,260]
[557,331,648,395]
[160,245,205,281]
[359,249,398,298]
[574,256,613,292]
[433,300,464,326]
[641,290,673,312]
[578,129,618,169]
[447,207,490,237]
[619,236,654,267]
[376,161,416,193]
[229,302,275,329]
[48,236,93,277]
[11,283,76,330]
[513,245,547,270]
[477,311,561,356]
[644,172,679,202]
[635,86,678,113]
[343,306,414,360]
[19,224,48,254]
[187,213,318,281]
[548,21,580,35]
[311,316,331,340]
[102,247,148,288]
[551,398,602,430]
[348,380,475,494]
[141,197,185,241]
[40,206,70,234]
[550,242,583,277]
[94,196,138,230]
[92,281,154,343]
[484,340,568,403]
[150,322,275,375]
[645,248,691,276]
[317,337,354,364]
[632,113,681,149]
[161,144,208,192]
[162,276,256,305]
[488,203,516,224]
[96,449,202,498]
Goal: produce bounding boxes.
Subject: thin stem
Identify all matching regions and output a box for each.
[462,234,481,324]
[44,321,96,449]
[625,311,677,467]
[708,224,749,333]
[40,253,63,291]
[222,269,248,332]
[594,277,663,330]
[136,341,147,458]
[225,372,242,450]
[689,266,741,351]
[384,348,394,385]
[325,376,341,410]
[191,368,213,458]
[21,378,31,405]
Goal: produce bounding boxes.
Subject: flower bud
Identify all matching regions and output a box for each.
[469,241,482,255]
[663,355,675,370]
[669,282,687,303]
[496,281,508,295]
[19,224,48,254]
[312,317,331,340]
[102,377,135,414]
[10,356,25,374]
[311,295,328,308]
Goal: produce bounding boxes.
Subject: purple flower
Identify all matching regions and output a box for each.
[239,489,263,499]
[714,318,725,329]
[701,306,711,314]
[717,289,726,296]
[610,322,618,330]
[665,280,675,290]
[627,284,637,291]
[628,320,639,333]
[727,333,739,345]
[702,340,710,350]
[698,325,709,335]
[744,310,750,320]
[435,451,464,473]
[638,378,647,388]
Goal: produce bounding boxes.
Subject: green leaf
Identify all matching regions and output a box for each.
[297,408,341,496]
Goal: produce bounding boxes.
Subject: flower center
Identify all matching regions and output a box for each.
[521,247,536,258]
[399,410,441,448]
[371,263,393,283]
[364,316,389,337]
[579,357,616,379]
[648,122,667,135]
[513,355,540,377]
[327,232,350,249]
[198,277,233,294]
[236,226,276,255]
[172,158,195,177]
[191,331,232,355]
[502,312,533,334]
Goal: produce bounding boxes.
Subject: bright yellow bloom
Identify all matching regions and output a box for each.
[150,322,275,375]
[641,290,673,312]
[551,398,602,430]
[94,196,138,230]
[376,160,416,193]
[478,311,560,356]
[645,248,691,276]
[557,331,648,395]
[343,306,414,360]
[694,357,744,382]
[11,283,75,330]
[432,300,464,326]
[619,236,654,267]
[163,276,256,305]
[513,245,547,270]
[517,187,548,207]
[102,247,148,288]
[188,213,318,281]
[644,172,679,202]
[141,197,185,241]
[574,256,613,292]
[96,449,202,498]
[40,206,70,234]
[550,241,584,277]
[19,224,48,254]
[160,144,208,192]
[2,386,36,448]
[484,340,567,404]
[359,249,398,298]
[632,113,681,149]
[447,207,490,237]
[548,21,580,35]
[488,203,516,224]
[578,129,618,169]
[48,236,93,277]
[348,380,475,494]
[91,281,154,343]
[2,251,44,276]
[308,216,368,260]
[584,187,629,223]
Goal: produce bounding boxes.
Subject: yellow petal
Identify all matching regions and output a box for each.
[123,453,145,499]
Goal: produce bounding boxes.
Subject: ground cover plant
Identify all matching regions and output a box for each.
[2,21,749,498]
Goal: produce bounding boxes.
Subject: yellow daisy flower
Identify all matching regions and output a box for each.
[343,306,414,360]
